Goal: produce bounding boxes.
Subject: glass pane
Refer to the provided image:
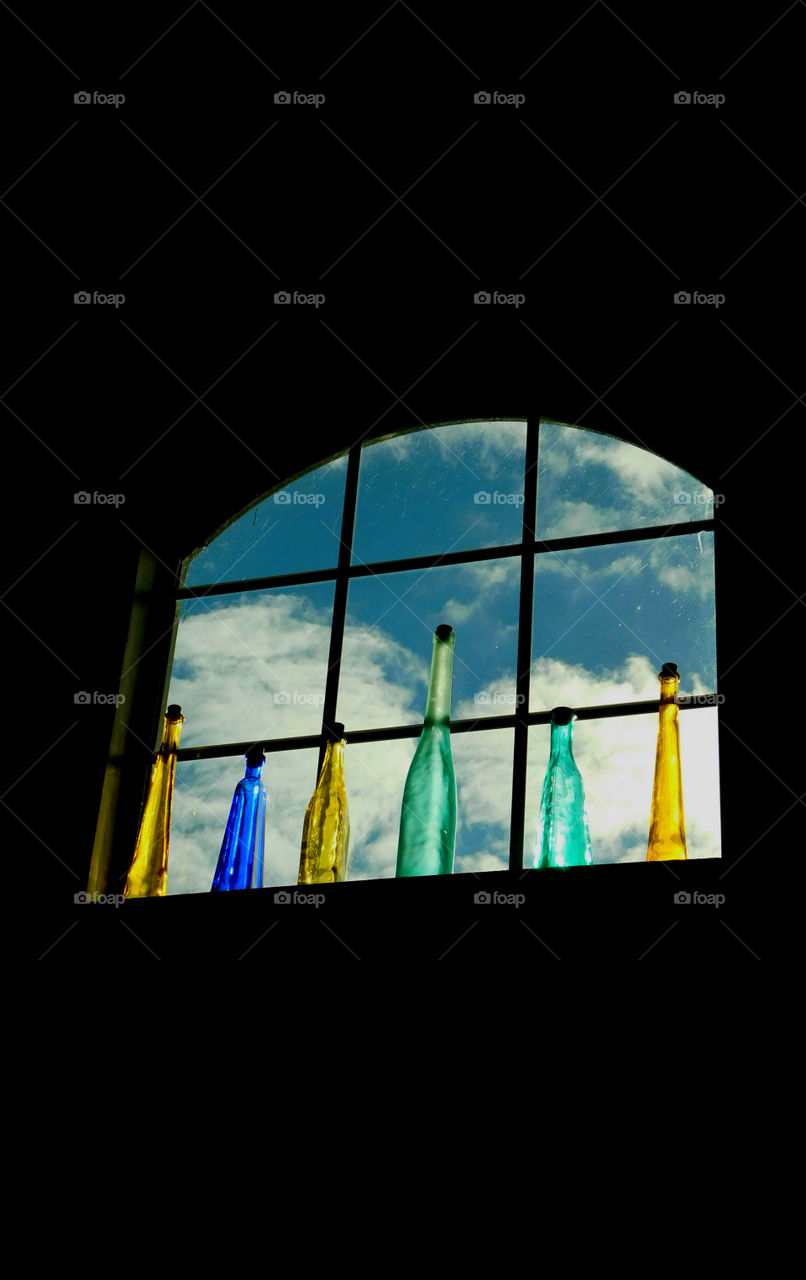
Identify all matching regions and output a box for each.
[168,582,335,746]
[168,749,321,894]
[352,420,527,565]
[531,531,716,709]
[525,709,721,866]
[337,559,521,731]
[341,738,416,881]
[452,728,513,874]
[338,729,513,882]
[184,454,347,585]
[537,421,715,539]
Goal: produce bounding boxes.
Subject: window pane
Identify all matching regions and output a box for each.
[184,454,347,585]
[525,709,721,866]
[168,749,321,894]
[352,420,527,565]
[537,421,715,539]
[530,531,716,709]
[452,728,513,873]
[342,738,415,881]
[337,559,521,731]
[168,582,335,746]
[341,729,513,881]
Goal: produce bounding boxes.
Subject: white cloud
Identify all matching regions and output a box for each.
[531,535,714,610]
[649,536,715,601]
[539,423,713,529]
[530,653,660,708]
[540,501,625,539]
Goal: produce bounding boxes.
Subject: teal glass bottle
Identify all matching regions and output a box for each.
[532,707,593,868]
[395,624,457,877]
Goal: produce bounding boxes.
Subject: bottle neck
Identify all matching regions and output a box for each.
[424,634,454,725]
[244,763,264,780]
[660,675,680,706]
[160,715,184,754]
[322,739,345,771]
[549,720,574,760]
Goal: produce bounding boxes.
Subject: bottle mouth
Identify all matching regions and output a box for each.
[166,704,183,721]
[660,662,679,678]
[551,706,575,725]
[435,624,453,641]
[324,722,346,742]
[245,745,265,767]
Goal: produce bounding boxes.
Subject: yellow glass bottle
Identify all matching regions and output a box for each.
[123,704,184,898]
[298,723,350,885]
[646,664,687,861]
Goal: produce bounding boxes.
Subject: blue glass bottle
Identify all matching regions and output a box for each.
[531,707,593,869]
[211,746,267,891]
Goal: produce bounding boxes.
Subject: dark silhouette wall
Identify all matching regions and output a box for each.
[10,4,797,959]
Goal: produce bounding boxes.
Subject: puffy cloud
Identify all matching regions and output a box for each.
[538,422,713,534]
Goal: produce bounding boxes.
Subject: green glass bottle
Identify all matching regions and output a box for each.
[396,625,457,877]
[298,723,350,885]
[531,707,593,869]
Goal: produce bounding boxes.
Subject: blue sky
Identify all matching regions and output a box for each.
[166,420,721,894]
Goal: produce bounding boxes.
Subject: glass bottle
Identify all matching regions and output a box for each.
[396,624,457,877]
[298,723,350,885]
[211,746,267,891]
[123,704,184,899]
[646,662,687,861]
[532,707,593,868]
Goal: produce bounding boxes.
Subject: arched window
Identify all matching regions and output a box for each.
[162,417,720,893]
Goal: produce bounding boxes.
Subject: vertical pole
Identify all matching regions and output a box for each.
[509,417,539,872]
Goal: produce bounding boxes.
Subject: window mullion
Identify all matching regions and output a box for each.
[509,416,540,873]
[317,443,362,776]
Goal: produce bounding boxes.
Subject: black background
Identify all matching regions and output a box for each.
[6,3,801,961]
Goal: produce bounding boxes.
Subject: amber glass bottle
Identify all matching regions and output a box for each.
[124,704,184,897]
[298,723,350,884]
[646,664,687,861]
